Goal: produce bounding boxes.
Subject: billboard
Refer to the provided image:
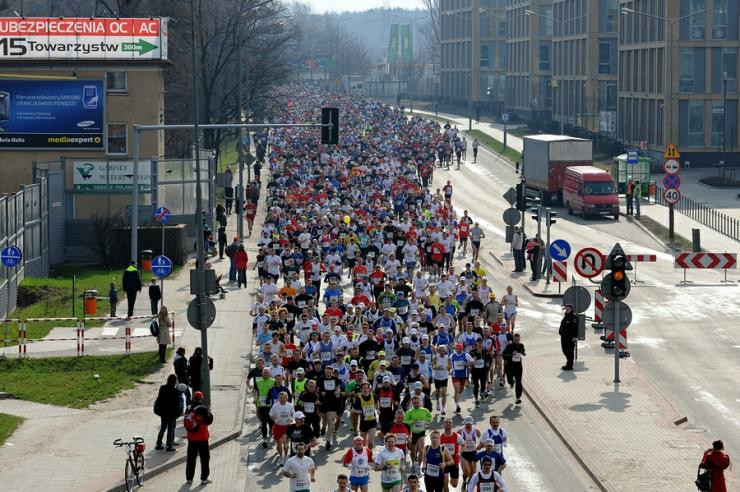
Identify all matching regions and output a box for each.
[388,24,400,63]
[0,17,167,60]
[0,79,104,149]
[388,23,412,64]
[73,160,152,191]
[400,24,412,62]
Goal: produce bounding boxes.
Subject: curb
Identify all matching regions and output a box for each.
[523,387,608,492]
[491,251,564,298]
[619,212,677,253]
[488,250,504,266]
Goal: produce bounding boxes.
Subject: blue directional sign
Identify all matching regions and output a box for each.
[1,245,22,268]
[549,239,572,262]
[662,174,681,189]
[627,149,639,165]
[151,255,173,278]
[153,206,172,224]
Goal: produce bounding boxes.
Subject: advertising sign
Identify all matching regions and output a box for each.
[0,79,104,149]
[73,160,152,191]
[399,23,412,62]
[0,17,168,60]
[388,24,400,63]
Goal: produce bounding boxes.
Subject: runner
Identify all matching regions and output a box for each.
[480,416,508,458]
[500,286,518,333]
[459,416,482,488]
[421,430,455,492]
[431,344,451,414]
[450,342,474,414]
[472,138,479,163]
[352,382,378,449]
[404,394,434,473]
[465,456,508,492]
[342,436,373,492]
[269,391,295,466]
[440,418,463,492]
[374,435,406,492]
[501,333,526,405]
[469,222,485,263]
[283,442,316,492]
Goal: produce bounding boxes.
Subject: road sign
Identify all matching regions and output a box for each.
[153,206,172,224]
[664,143,680,159]
[0,245,22,267]
[604,243,633,270]
[502,187,517,206]
[603,302,633,330]
[663,158,680,175]
[502,113,509,123]
[627,149,638,165]
[187,296,217,330]
[552,261,567,283]
[549,239,571,261]
[573,247,605,278]
[562,286,591,313]
[675,252,737,269]
[152,255,173,278]
[502,207,521,226]
[663,187,681,205]
[601,273,632,300]
[662,174,681,189]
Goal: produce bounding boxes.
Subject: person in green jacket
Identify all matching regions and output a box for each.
[122,261,142,317]
[256,368,275,448]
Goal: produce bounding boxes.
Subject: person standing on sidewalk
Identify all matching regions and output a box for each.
[472,138,479,163]
[501,333,525,405]
[122,261,142,318]
[511,227,524,273]
[108,282,118,318]
[153,374,180,451]
[235,244,249,288]
[148,278,161,315]
[625,180,634,216]
[225,237,239,283]
[184,391,213,485]
[559,304,579,371]
[634,180,642,217]
[156,306,172,363]
[699,440,730,492]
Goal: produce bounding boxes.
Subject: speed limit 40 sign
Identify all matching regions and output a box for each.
[663,187,681,205]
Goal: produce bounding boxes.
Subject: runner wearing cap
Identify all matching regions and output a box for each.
[287,411,317,457]
[459,416,482,488]
[342,435,373,492]
[451,342,474,414]
[404,395,433,473]
[474,439,506,474]
[373,434,405,492]
[352,382,378,449]
[269,391,295,466]
[422,430,454,492]
[465,456,508,492]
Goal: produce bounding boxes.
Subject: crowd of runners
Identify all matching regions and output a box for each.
[246,88,526,492]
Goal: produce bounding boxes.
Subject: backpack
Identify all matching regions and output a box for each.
[183,407,201,432]
[150,319,159,337]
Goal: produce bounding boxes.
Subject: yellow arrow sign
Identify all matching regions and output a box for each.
[664,143,681,159]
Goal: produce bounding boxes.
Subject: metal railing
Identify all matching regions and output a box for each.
[655,184,740,241]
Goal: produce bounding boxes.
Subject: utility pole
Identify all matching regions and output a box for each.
[190,0,211,404]
[236,0,244,242]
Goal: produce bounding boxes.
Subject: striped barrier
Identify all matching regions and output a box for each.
[626,253,657,283]
[552,261,567,283]
[592,290,606,329]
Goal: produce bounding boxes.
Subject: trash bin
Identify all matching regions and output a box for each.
[648,181,656,201]
[141,249,153,271]
[84,290,98,315]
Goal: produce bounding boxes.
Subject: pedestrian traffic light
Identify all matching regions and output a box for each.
[321,107,339,145]
[610,254,627,298]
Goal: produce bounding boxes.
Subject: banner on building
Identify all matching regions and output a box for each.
[400,24,412,62]
[0,79,104,149]
[73,160,152,191]
[388,23,400,63]
[0,17,168,60]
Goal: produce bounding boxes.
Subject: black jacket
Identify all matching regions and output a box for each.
[559,312,579,340]
[174,354,189,384]
[149,284,162,302]
[155,383,181,418]
[122,266,142,293]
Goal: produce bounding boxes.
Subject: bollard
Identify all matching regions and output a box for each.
[171,313,176,344]
[125,320,131,354]
[592,290,605,329]
[76,322,81,356]
[692,228,701,252]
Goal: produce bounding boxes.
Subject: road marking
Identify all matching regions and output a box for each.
[101,327,119,336]
[691,385,740,430]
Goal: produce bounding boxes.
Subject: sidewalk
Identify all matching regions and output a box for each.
[0,187,264,490]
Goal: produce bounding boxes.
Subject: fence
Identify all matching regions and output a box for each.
[655,184,740,241]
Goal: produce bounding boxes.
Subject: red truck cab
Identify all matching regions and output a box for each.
[563,166,619,220]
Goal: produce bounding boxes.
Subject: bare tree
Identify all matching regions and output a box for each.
[418,0,440,78]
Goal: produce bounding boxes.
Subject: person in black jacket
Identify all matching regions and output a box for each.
[148,278,161,315]
[154,374,181,451]
[189,347,213,392]
[559,304,579,371]
[122,261,142,317]
[174,347,189,386]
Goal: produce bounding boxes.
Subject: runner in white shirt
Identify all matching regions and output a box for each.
[261,276,279,302]
[283,442,316,492]
[374,435,406,492]
[270,391,295,465]
[480,415,508,457]
[501,285,518,332]
[466,457,508,492]
[436,277,453,299]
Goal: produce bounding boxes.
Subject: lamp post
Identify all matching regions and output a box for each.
[723,73,728,180]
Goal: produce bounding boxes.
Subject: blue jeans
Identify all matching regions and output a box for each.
[514,249,524,271]
[157,416,176,448]
[228,258,236,282]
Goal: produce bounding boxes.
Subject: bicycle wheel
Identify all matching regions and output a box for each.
[135,453,145,486]
[125,459,136,492]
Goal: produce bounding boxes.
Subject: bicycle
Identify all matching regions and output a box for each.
[113,436,146,491]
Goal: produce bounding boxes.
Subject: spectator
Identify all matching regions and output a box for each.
[122,261,142,317]
[173,347,188,386]
[156,305,172,363]
[153,374,180,451]
[108,281,118,318]
[235,244,249,288]
[699,440,730,492]
[189,347,213,392]
[225,236,240,283]
[185,391,214,485]
[148,278,161,315]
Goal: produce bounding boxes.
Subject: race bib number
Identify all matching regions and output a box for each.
[433,368,447,380]
[380,397,392,408]
[471,309,480,316]
[400,356,412,366]
[494,443,503,454]
[512,353,522,362]
[381,460,402,483]
[295,478,309,489]
[453,361,464,371]
[463,441,475,452]
[368,252,375,258]
[398,306,408,315]
[474,359,485,369]
[397,240,404,246]
[303,402,315,413]
[321,351,332,361]
[412,421,426,433]
[362,405,375,418]
[393,374,401,384]
[479,483,495,492]
[394,433,406,444]
[354,464,369,477]
[366,351,376,360]
[443,443,455,455]
[297,301,306,308]
[425,464,440,477]
[258,396,267,406]
[324,380,336,391]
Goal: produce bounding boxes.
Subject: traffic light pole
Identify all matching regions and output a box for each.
[614,299,620,383]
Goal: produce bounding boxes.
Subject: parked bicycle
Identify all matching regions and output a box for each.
[113,436,146,491]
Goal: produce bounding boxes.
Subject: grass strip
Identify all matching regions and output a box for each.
[0,413,24,445]
[466,129,523,163]
[634,214,698,251]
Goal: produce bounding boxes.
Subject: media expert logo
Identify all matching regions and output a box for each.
[0,17,167,60]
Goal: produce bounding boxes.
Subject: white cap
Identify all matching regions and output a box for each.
[382,376,392,382]
[464,416,474,424]
[294,411,306,419]
[413,381,422,389]
[402,337,411,344]
[296,368,305,374]
[350,360,358,366]
[408,328,418,335]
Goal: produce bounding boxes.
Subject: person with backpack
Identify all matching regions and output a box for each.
[698,440,730,492]
[173,347,189,386]
[184,390,214,485]
[225,237,240,283]
[155,306,172,363]
[153,374,180,451]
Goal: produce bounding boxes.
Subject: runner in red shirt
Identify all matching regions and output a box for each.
[245,201,257,235]
[457,221,470,256]
[387,410,411,457]
[430,240,446,278]
[440,417,463,491]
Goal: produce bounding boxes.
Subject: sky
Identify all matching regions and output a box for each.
[304,0,415,13]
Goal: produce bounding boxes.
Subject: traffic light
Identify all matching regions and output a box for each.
[546,209,557,226]
[321,107,339,145]
[516,182,540,211]
[610,254,627,298]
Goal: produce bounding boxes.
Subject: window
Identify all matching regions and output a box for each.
[539,43,550,71]
[689,0,705,40]
[498,20,506,37]
[711,100,725,147]
[605,0,618,32]
[688,100,704,147]
[712,0,727,39]
[107,123,127,155]
[599,41,612,75]
[540,6,553,37]
[722,47,738,92]
[680,48,695,92]
[480,44,490,67]
[106,72,127,92]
